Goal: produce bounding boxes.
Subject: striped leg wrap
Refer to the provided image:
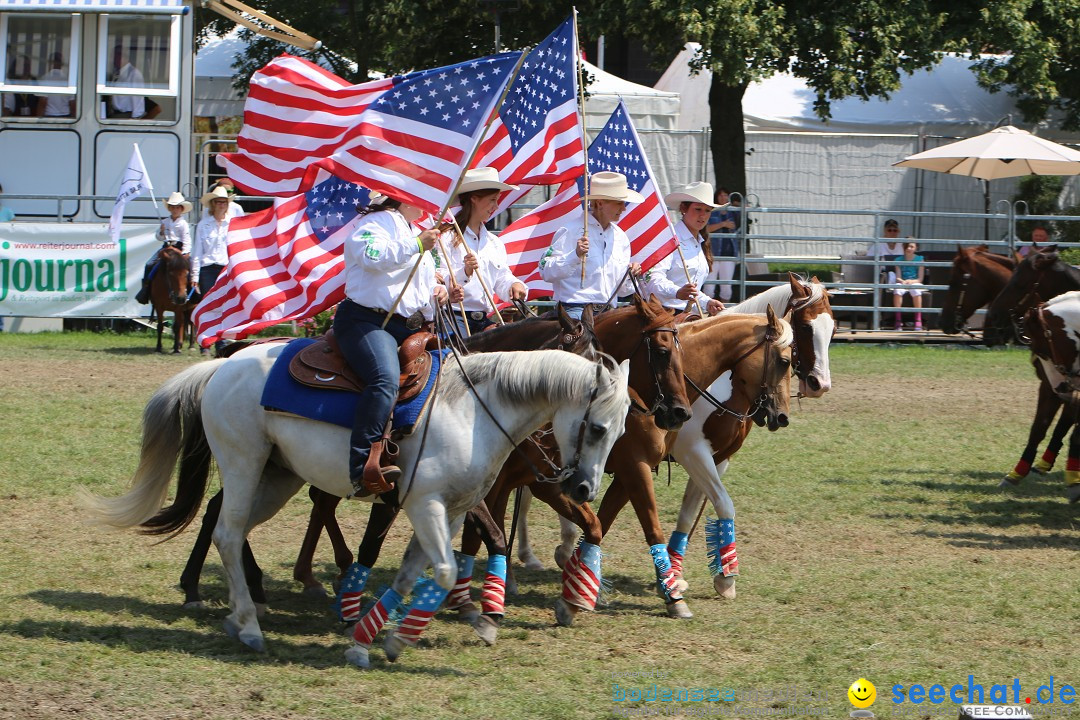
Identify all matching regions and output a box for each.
[335,563,372,623]
[1066,457,1080,486]
[650,544,683,602]
[352,587,402,646]
[667,531,689,578]
[1034,450,1058,474]
[480,554,507,617]
[561,542,602,610]
[1007,459,1032,482]
[444,553,475,610]
[705,517,738,578]
[394,578,448,647]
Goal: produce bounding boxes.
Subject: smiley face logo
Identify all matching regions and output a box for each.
[848,678,876,708]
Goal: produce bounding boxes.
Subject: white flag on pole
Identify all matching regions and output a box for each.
[108,144,154,243]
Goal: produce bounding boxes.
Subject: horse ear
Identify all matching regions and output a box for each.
[788,272,807,297]
[616,358,631,391]
[581,304,595,329]
[766,303,781,332]
[557,302,573,329]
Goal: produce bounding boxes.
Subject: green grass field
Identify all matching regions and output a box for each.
[0,333,1077,720]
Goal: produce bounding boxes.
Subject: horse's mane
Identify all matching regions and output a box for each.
[722,280,824,316]
[974,251,1016,270]
[676,311,795,349]
[441,350,626,417]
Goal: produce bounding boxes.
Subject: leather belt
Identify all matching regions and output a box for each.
[454,309,487,321]
[564,302,613,315]
[353,302,425,330]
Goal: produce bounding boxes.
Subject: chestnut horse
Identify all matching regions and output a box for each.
[938,245,1016,336]
[149,245,196,354]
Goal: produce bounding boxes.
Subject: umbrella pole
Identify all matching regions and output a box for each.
[984,179,991,243]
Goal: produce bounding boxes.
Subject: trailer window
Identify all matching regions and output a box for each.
[0,14,80,119]
[98,14,179,121]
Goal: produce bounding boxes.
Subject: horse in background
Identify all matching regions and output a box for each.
[149,245,196,354]
[938,245,1016,336]
[1019,291,1080,503]
[984,246,1080,346]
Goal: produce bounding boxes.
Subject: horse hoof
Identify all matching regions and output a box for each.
[181,600,207,611]
[666,600,694,619]
[254,602,268,618]
[506,576,519,596]
[241,633,266,652]
[554,598,578,627]
[223,616,241,639]
[384,633,408,663]
[344,643,370,669]
[1067,485,1080,504]
[473,614,500,646]
[449,601,480,624]
[714,575,737,599]
[554,546,573,569]
[1000,475,1022,488]
[302,584,328,599]
[519,553,544,571]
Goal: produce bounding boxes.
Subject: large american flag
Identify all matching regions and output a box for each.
[220,52,523,216]
[499,100,678,296]
[193,170,370,346]
[471,16,584,212]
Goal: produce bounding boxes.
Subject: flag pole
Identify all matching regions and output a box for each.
[450,214,505,324]
[574,7,589,289]
[382,50,529,329]
[432,228,473,337]
[674,242,705,317]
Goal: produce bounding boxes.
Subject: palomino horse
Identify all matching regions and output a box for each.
[81,346,632,667]
[1020,291,1080,503]
[660,275,834,600]
[465,306,793,629]
[149,245,196,354]
[170,304,601,609]
[938,245,1016,336]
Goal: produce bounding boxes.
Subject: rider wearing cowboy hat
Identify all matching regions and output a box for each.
[538,171,644,320]
[644,181,724,316]
[134,191,193,304]
[441,167,528,334]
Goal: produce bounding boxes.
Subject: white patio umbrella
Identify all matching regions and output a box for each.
[894,125,1080,179]
[894,124,1080,240]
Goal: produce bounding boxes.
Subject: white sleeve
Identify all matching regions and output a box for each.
[538,227,579,282]
[643,251,682,306]
[353,215,422,271]
[488,233,518,298]
[178,219,192,255]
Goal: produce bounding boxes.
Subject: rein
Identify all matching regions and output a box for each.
[684,321,778,422]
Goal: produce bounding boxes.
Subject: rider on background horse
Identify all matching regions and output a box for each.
[134,191,192,305]
[643,181,725,317]
[334,191,463,498]
[539,171,644,320]
[439,167,529,335]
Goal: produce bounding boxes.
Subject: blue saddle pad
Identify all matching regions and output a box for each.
[260,338,446,432]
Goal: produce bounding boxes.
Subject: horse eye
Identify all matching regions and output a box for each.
[654,347,671,359]
[588,423,606,438]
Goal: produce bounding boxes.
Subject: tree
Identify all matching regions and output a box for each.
[591,0,957,195]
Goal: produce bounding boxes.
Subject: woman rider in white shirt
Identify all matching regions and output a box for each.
[538,171,643,321]
[441,167,529,335]
[644,181,725,316]
[333,192,462,497]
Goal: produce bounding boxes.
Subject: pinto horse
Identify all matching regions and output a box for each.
[149,245,196,354]
[81,346,632,667]
[172,304,601,610]
[938,245,1016,336]
[1020,292,1080,503]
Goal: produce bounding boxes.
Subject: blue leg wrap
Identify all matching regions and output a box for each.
[334,562,372,621]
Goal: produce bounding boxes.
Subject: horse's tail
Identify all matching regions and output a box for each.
[78,359,225,537]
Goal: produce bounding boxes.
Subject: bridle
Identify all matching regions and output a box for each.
[785,290,821,384]
[683,320,782,423]
[948,256,979,337]
[627,314,682,417]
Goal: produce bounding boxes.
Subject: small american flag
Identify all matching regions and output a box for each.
[499,100,678,297]
[193,170,370,346]
[471,16,584,212]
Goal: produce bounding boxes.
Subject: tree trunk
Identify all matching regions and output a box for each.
[709,78,749,197]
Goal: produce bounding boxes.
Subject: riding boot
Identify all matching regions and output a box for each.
[135,278,151,304]
[352,421,401,497]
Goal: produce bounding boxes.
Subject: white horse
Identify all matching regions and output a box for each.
[81,344,631,664]
[533,277,835,599]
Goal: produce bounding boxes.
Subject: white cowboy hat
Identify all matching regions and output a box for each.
[665,181,721,210]
[165,191,192,213]
[457,167,518,195]
[200,185,231,207]
[585,171,645,204]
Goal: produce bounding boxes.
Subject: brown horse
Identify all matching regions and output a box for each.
[149,245,196,354]
[938,245,1016,336]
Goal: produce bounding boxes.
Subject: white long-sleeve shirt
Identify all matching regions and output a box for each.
[643,220,711,310]
[344,209,439,320]
[191,216,229,284]
[539,213,635,305]
[110,63,146,118]
[158,216,191,254]
[441,224,521,312]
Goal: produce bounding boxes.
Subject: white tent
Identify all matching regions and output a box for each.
[194,30,247,118]
[581,59,680,131]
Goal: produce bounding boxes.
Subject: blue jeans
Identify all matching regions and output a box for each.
[333,299,420,484]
